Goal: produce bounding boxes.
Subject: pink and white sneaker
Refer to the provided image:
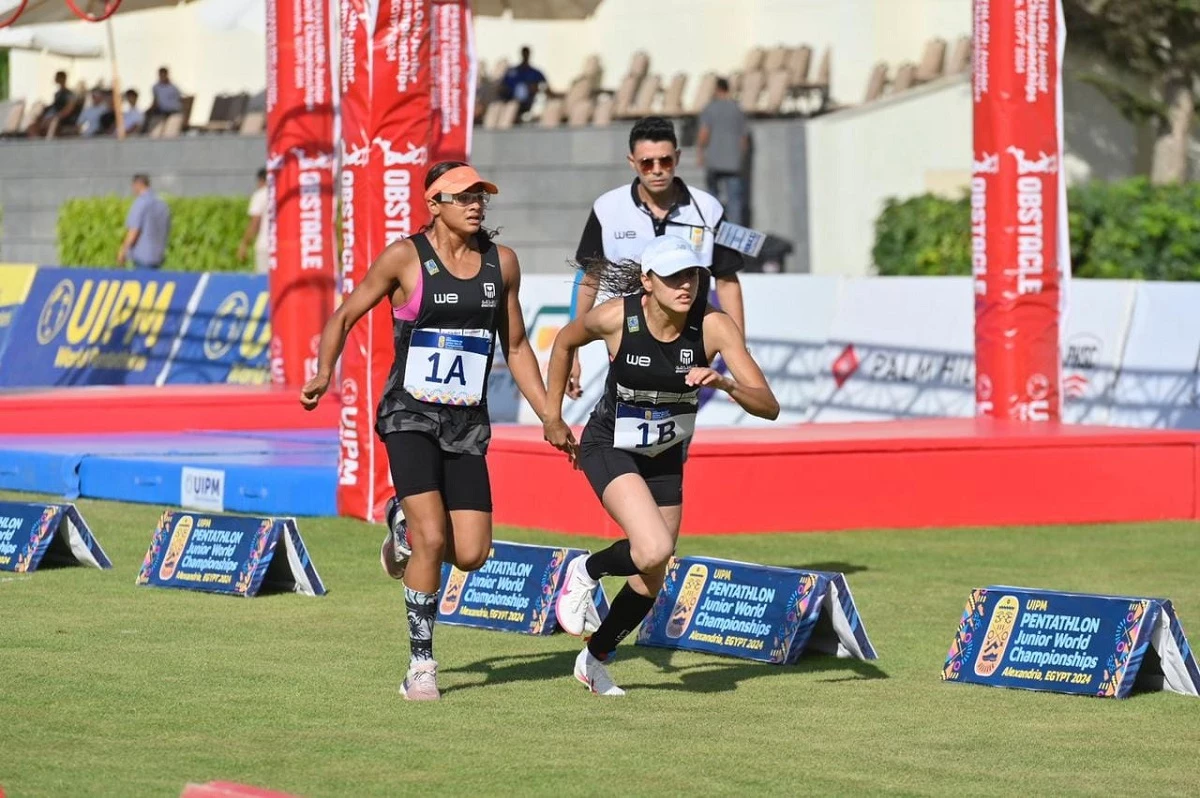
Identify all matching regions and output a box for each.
[574,648,625,696]
[555,555,601,636]
[399,660,440,701]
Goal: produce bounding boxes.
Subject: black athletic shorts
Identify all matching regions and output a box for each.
[578,431,684,508]
[384,431,492,512]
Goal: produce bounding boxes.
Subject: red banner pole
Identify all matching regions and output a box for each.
[973,0,1067,422]
[266,0,337,387]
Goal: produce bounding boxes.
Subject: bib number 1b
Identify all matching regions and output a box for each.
[614,403,695,457]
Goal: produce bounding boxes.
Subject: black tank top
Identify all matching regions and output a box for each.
[375,232,504,455]
[584,291,708,457]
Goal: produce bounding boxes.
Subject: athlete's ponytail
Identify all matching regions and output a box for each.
[572,257,644,297]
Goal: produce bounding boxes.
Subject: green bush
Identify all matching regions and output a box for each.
[874,178,1200,280]
[57,195,254,272]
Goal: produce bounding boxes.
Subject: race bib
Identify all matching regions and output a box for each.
[404,328,492,406]
[613,402,696,457]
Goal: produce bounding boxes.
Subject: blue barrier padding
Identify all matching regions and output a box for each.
[0,447,83,497]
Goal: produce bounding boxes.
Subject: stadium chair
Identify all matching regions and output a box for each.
[628,50,650,80]
[738,71,765,113]
[948,35,973,74]
[567,97,594,127]
[540,97,566,127]
[0,99,25,137]
[863,62,889,103]
[891,62,918,93]
[688,71,717,115]
[741,46,766,73]
[497,99,520,129]
[612,73,641,119]
[591,93,614,126]
[763,45,790,74]
[787,45,813,87]
[792,47,830,116]
[239,110,265,135]
[630,73,662,117]
[759,70,790,116]
[483,100,504,129]
[915,37,947,83]
[18,100,44,136]
[661,73,688,117]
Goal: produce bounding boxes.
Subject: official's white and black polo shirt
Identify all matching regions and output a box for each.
[575,178,744,278]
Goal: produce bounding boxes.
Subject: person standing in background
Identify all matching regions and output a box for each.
[238,169,270,274]
[118,174,171,270]
[696,78,749,227]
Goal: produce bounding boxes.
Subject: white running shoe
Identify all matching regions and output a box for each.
[399,660,440,701]
[574,648,625,697]
[380,497,411,580]
[555,555,601,636]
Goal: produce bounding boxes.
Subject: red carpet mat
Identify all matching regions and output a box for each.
[489,419,1200,535]
[0,386,337,435]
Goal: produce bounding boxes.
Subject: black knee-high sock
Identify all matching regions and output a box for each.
[585,539,638,580]
[587,583,657,660]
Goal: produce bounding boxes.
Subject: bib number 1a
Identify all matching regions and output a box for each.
[404,328,491,406]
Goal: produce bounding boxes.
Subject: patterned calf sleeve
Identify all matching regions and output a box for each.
[404,586,437,664]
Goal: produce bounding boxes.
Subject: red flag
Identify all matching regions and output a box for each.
[973,0,1067,421]
[431,0,475,162]
[266,0,337,387]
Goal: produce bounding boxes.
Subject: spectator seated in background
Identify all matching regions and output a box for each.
[26,71,79,138]
[147,66,183,125]
[78,88,113,137]
[121,89,145,135]
[499,46,548,118]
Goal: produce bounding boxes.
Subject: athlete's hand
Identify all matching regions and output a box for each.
[685,367,733,393]
[299,374,330,411]
[567,353,583,399]
[543,417,580,468]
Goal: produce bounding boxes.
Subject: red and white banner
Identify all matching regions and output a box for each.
[336,0,388,520]
[431,0,475,162]
[337,0,434,521]
[972,0,1069,421]
[266,0,337,387]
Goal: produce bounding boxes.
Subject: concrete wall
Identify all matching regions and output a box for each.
[0,120,811,273]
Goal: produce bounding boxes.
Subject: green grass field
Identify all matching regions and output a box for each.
[2,491,1199,797]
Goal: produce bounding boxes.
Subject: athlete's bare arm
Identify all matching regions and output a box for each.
[687,309,778,420]
[497,245,551,423]
[543,298,623,458]
[713,273,745,333]
[567,271,601,399]
[300,240,415,410]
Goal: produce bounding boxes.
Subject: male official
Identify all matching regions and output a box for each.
[568,115,745,397]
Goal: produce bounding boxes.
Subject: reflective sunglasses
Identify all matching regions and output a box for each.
[436,190,491,207]
[636,155,676,174]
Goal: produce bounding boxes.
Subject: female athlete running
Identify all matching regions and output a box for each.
[542,235,779,695]
[301,161,562,701]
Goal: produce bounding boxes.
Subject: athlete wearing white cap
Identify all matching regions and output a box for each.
[541,236,779,696]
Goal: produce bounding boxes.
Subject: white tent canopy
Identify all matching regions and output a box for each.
[0,26,104,57]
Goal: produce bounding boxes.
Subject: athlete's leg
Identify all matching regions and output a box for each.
[384,432,450,701]
[441,451,493,572]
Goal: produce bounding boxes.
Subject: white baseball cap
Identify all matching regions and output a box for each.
[640,236,706,277]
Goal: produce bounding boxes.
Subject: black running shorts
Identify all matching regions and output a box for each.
[579,429,684,508]
[384,431,492,512]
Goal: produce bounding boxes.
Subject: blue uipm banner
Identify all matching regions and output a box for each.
[136,510,325,598]
[636,555,878,664]
[0,500,112,573]
[943,586,1200,699]
[437,542,609,635]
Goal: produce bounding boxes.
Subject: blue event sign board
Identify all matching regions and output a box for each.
[0,500,111,572]
[636,555,878,664]
[0,268,202,387]
[943,586,1200,699]
[437,541,609,635]
[161,273,270,385]
[136,510,325,598]
[0,268,271,388]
